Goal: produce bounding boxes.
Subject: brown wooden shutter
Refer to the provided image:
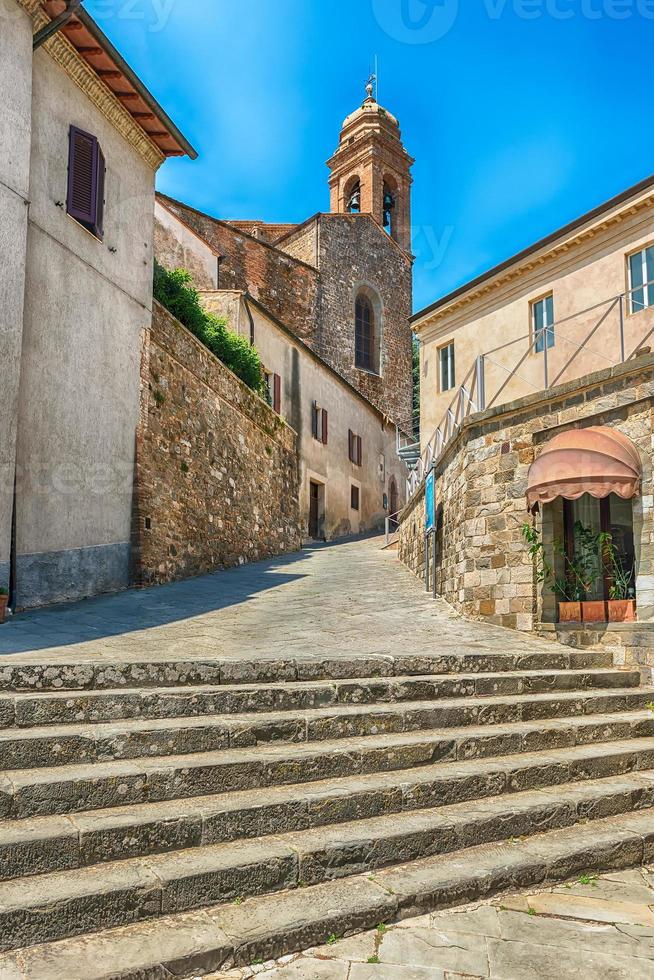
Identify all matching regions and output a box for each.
[273,374,282,414]
[348,429,354,462]
[357,435,363,467]
[311,402,319,439]
[67,126,105,240]
[94,145,106,239]
[322,409,328,445]
[67,126,98,227]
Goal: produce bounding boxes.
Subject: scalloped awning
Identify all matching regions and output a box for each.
[526,427,642,508]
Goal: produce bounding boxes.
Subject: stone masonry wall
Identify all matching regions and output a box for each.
[131,302,301,586]
[318,214,413,424]
[275,219,319,267]
[399,355,654,634]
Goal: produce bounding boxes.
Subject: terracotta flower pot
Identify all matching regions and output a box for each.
[0,595,7,626]
[558,601,582,623]
[607,599,637,623]
[581,600,607,623]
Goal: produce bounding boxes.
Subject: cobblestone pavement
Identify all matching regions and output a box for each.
[194,867,654,979]
[0,536,558,663]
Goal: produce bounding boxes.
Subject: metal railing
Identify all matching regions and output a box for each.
[407,281,654,500]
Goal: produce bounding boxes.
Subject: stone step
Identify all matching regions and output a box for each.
[1,686,651,771]
[2,807,649,980]
[0,773,651,954]
[3,709,654,819]
[2,737,653,881]
[1,667,640,728]
[0,648,614,692]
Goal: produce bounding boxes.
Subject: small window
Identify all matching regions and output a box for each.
[311,402,328,444]
[264,371,274,407]
[348,430,362,466]
[439,342,455,392]
[67,126,105,240]
[351,485,360,511]
[628,245,654,314]
[532,294,555,353]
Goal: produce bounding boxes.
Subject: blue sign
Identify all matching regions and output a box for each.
[425,469,436,532]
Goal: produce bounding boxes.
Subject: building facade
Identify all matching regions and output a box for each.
[0,0,194,609]
[400,174,654,669]
[153,89,415,540]
[413,177,654,457]
[155,199,407,541]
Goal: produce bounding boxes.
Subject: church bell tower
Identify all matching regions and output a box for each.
[327,80,414,254]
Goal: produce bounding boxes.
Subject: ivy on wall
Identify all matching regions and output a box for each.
[153,262,265,395]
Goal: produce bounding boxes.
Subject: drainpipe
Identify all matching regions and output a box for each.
[33,1,86,50]
[243,294,255,346]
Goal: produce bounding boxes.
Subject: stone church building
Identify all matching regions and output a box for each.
[155,86,415,541]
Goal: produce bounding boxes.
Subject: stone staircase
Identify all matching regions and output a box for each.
[0,649,654,978]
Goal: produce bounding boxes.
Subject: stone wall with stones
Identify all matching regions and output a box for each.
[275,219,319,267]
[131,302,301,586]
[317,213,413,424]
[398,354,654,637]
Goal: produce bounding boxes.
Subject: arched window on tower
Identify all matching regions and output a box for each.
[355,291,380,373]
[346,178,361,214]
[383,182,396,236]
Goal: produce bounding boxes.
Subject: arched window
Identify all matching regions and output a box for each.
[355,293,376,372]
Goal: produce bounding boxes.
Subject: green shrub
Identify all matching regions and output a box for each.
[153,262,265,395]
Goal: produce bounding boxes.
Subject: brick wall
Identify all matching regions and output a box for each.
[160,197,320,347]
[131,302,301,586]
[398,355,654,633]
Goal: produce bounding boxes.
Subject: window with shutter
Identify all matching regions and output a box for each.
[311,402,319,440]
[67,126,106,240]
[357,435,363,467]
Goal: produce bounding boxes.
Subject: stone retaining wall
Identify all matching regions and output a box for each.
[398,354,654,637]
[131,302,301,586]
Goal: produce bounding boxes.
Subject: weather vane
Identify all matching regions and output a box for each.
[366,57,379,101]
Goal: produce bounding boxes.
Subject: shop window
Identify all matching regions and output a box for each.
[562,493,635,601]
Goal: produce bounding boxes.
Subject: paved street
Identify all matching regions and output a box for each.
[0,536,560,665]
[197,867,654,980]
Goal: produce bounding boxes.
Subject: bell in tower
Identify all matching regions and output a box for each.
[383,185,395,232]
[348,182,361,214]
[326,81,414,253]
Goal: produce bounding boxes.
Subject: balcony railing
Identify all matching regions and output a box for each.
[405,281,654,499]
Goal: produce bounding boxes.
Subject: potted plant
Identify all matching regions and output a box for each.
[521,523,583,622]
[0,587,8,625]
[522,521,610,623]
[600,532,637,623]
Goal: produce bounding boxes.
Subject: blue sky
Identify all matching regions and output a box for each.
[86,0,654,313]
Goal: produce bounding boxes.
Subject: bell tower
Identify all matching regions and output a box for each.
[327,80,414,253]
